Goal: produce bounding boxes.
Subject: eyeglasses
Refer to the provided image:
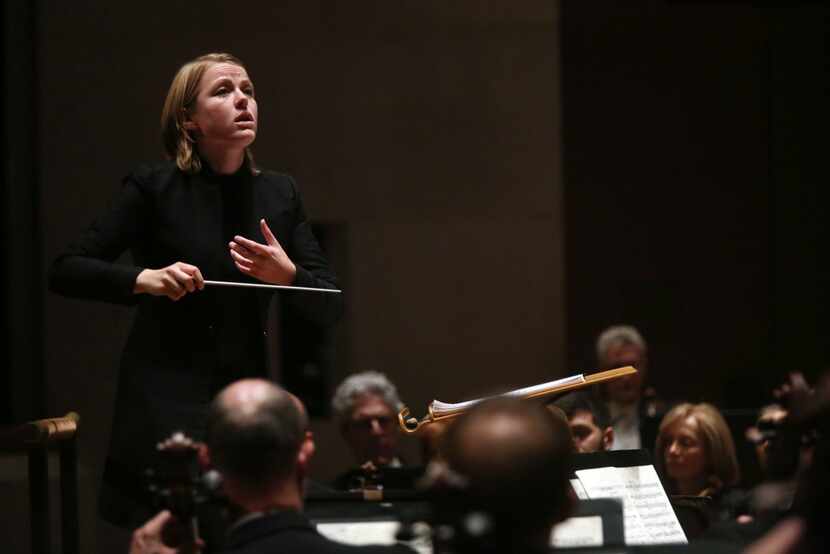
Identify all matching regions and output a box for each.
[348,416,396,432]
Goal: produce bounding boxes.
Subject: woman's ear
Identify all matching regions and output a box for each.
[181,119,200,143]
[182,107,199,133]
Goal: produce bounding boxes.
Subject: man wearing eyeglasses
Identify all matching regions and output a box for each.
[331,371,404,489]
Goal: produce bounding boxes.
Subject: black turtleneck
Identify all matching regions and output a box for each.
[203,163,266,388]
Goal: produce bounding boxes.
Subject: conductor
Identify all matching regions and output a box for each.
[49,52,343,527]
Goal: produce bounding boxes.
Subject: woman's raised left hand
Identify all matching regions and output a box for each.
[229,219,297,285]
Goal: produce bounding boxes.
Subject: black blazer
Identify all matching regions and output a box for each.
[49,161,343,523]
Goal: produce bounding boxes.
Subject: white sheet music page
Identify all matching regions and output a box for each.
[551,516,604,548]
[317,521,400,545]
[574,467,651,545]
[317,522,433,554]
[575,465,687,545]
[618,465,687,544]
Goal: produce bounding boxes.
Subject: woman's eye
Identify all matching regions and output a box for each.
[243,88,254,97]
[214,88,229,96]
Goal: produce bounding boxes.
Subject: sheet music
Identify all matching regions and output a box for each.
[551,516,604,548]
[317,521,432,554]
[575,465,687,545]
[617,465,687,544]
[431,374,585,416]
[317,521,400,545]
[575,467,651,545]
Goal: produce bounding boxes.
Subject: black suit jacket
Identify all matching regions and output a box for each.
[225,511,414,554]
[49,161,343,524]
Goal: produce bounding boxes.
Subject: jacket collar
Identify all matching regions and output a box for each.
[225,510,313,549]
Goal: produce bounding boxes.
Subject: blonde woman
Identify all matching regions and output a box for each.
[655,403,747,528]
[49,53,342,528]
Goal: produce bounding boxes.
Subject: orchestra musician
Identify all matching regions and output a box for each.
[330,371,405,489]
[427,397,575,553]
[130,379,413,554]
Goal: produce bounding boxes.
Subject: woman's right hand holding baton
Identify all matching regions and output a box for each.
[134,262,205,301]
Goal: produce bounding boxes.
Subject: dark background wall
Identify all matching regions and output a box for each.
[561,2,828,408]
[2,1,827,553]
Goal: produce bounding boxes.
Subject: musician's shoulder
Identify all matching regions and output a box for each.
[255,168,299,199]
[122,160,178,190]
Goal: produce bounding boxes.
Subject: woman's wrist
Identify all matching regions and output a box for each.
[134,269,150,294]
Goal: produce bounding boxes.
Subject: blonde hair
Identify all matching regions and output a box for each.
[160,52,256,174]
[654,403,740,496]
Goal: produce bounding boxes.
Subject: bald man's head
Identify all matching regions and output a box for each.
[206,379,308,489]
[442,397,574,530]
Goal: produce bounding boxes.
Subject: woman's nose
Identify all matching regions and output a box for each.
[235,91,248,108]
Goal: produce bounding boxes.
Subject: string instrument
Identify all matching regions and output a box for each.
[146,432,222,552]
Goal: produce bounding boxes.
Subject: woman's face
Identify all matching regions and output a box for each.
[187,62,258,151]
[663,416,707,485]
